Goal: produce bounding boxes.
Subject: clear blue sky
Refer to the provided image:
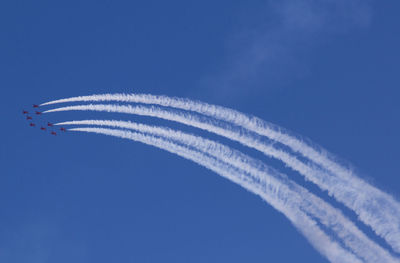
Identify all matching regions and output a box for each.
[1,1,399,262]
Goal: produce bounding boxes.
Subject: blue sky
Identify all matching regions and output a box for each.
[1,1,400,262]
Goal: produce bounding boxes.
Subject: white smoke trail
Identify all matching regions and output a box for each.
[69,126,363,263]
[63,120,399,262]
[45,102,400,252]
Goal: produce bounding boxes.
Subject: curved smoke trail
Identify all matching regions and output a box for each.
[69,126,364,263]
[60,119,398,262]
[43,100,400,252]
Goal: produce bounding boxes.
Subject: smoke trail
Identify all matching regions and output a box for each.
[45,102,400,252]
[62,120,398,262]
[69,126,363,263]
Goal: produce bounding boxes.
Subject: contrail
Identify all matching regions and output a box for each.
[45,102,400,252]
[62,120,398,262]
[69,126,363,263]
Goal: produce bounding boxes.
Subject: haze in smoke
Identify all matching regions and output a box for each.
[43,94,400,253]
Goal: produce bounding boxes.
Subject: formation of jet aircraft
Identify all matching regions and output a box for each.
[23,104,66,136]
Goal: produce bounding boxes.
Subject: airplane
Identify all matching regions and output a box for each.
[51,131,57,136]
[22,110,29,114]
[26,116,32,120]
[29,123,35,127]
[35,111,42,115]
[40,127,46,131]
[47,122,53,127]
[60,127,66,132]
[33,104,39,108]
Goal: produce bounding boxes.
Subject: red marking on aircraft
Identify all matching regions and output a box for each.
[23,110,29,114]
[35,111,42,115]
[26,116,32,120]
[60,127,66,132]
[33,104,39,108]
[40,127,46,131]
[47,122,53,127]
[51,131,57,136]
[29,123,35,127]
